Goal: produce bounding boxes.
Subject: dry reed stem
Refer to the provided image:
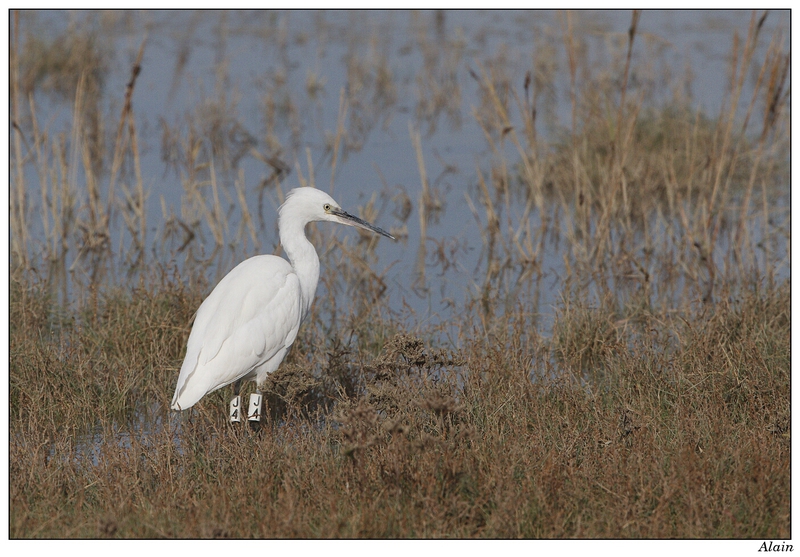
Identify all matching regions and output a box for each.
[10,11,29,269]
[409,123,430,288]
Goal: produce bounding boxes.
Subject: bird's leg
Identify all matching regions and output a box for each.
[229,379,243,423]
[247,391,263,425]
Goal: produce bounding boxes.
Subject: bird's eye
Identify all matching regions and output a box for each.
[323,203,331,212]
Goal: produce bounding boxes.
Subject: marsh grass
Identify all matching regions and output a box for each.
[9,10,789,538]
[9,275,790,538]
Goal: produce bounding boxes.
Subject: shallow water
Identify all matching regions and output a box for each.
[17,10,790,329]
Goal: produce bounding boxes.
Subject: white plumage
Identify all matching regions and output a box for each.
[171,187,394,412]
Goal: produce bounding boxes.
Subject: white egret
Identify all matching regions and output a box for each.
[170,187,394,421]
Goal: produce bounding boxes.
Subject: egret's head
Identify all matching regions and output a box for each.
[281,187,395,240]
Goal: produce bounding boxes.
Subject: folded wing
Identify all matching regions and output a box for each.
[171,255,304,410]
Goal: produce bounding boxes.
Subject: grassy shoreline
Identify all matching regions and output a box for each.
[10,272,790,538]
[9,10,790,538]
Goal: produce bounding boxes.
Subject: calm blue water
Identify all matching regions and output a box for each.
[16,10,790,330]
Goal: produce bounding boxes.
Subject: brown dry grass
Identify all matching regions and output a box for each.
[9,274,790,538]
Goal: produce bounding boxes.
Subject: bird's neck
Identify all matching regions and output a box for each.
[279,219,320,316]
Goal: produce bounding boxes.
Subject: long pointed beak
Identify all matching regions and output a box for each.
[331,208,395,240]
